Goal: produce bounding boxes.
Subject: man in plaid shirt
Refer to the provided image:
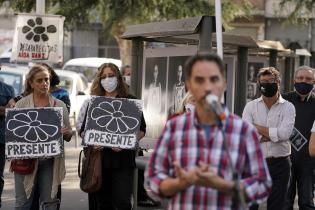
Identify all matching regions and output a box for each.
[146,53,272,209]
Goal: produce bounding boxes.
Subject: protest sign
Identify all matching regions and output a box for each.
[11,13,65,63]
[290,127,308,151]
[83,97,143,149]
[5,107,63,159]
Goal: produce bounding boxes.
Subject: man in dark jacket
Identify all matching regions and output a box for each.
[283,66,315,210]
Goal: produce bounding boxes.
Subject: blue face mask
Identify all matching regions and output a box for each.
[294,82,314,95]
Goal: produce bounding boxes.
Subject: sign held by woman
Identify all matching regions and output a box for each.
[5,107,63,159]
[83,96,143,149]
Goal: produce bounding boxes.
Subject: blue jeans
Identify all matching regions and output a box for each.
[14,159,58,210]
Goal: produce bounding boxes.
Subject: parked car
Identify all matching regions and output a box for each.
[0,48,28,65]
[54,69,89,118]
[0,65,89,125]
[0,64,29,96]
[62,57,122,83]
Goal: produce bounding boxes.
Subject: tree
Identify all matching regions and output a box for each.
[97,0,253,64]
[0,0,98,30]
[0,0,253,64]
[279,0,315,23]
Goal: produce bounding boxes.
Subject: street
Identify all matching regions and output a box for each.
[1,139,164,210]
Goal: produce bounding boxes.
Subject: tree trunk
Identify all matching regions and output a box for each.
[115,36,131,66]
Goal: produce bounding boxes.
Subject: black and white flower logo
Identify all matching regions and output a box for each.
[7,111,58,142]
[91,100,139,133]
[22,17,57,42]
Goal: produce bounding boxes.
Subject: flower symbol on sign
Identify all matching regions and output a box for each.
[7,111,58,143]
[91,100,139,133]
[22,17,57,42]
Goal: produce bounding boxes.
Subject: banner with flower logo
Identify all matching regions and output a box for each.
[5,107,63,159]
[11,13,65,63]
[83,96,143,149]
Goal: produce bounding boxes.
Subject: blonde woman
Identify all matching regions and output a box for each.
[13,65,72,210]
[175,91,196,114]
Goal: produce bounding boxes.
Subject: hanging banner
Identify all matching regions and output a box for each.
[11,13,65,64]
[83,97,143,149]
[5,108,63,159]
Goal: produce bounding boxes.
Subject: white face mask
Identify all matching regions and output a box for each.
[185,103,195,113]
[101,77,118,93]
[124,76,131,86]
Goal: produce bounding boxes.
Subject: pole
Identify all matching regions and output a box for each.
[215,0,223,58]
[36,0,45,15]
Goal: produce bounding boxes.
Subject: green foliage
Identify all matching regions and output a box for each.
[0,0,253,37]
[279,0,315,24]
[0,0,98,29]
[97,0,253,37]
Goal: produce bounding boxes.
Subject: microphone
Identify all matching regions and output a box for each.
[205,93,226,122]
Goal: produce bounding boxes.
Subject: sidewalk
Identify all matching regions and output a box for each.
[1,140,162,210]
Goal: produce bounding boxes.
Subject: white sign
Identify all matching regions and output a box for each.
[11,13,65,63]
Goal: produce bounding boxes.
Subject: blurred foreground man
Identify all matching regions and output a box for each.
[146,53,272,209]
[242,67,295,210]
[283,66,315,210]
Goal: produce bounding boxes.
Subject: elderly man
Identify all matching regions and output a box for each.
[283,66,315,210]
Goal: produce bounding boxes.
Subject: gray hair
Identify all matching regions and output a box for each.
[294,66,315,79]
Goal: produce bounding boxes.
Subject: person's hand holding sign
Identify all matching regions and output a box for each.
[61,127,72,142]
[112,147,122,152]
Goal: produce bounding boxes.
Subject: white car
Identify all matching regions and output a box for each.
[62,57,122,84]
[54,69,89,119]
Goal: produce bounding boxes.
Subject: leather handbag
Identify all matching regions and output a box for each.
[78,146,102,193]
[10,159,35,175]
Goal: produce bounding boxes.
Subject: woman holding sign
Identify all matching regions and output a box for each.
[78,63,146,210]
[13,65,72,210]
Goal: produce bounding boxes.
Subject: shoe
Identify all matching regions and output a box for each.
[138,197,161,207]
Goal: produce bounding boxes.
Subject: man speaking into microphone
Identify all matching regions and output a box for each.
[146,53,272,209]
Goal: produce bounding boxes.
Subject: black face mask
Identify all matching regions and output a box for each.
[294,82,314,95]
[259,83,278,97]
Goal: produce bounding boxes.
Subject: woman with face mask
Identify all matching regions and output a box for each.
[77,63,146,210]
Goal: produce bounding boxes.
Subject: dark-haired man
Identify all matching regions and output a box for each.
[242,67,295,210]
[283,66,315,210]
[146,53,272,209]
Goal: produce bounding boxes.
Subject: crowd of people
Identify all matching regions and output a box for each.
[0,52,314,210]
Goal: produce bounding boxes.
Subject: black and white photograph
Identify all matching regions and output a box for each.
[143,57,167,138]
[83,96,143,149]
[167,56,189,116]
[248,62,264,83]
[247,62,264,101]
[5,107,63,159]
[247,82,257,100]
